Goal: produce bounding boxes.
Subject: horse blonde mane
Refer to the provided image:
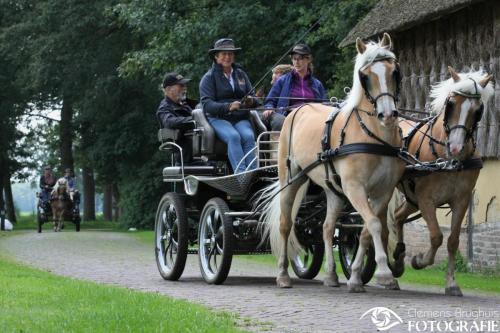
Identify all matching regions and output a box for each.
[430,71,494,114]
[343,40,396,113]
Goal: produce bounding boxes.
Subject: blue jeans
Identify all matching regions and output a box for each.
[208,118,257,173]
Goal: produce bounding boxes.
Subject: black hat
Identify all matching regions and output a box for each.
[289,43,312,56]
[44,166,52,170]
[162,72,190,88]
[209,38,241,57]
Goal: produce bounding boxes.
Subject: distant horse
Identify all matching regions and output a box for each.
[389,67,493,296]
[260,33,405,292]
[51,178,72,232]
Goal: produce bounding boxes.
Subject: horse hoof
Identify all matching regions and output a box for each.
[376,272,395,287]
[323,276,340,287]
[445,286,463,297]
[348,284,365,293]
[276,276,292,288]
[411,254,424,270]
[385,280,400,290]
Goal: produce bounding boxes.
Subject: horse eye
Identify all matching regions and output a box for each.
[446,100,455,108]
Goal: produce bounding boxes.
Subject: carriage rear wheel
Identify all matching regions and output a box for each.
[338,228,376,285]
[290,243,325,279]
[155,193,189,281]
[37,210,43,233]
[198,197,233,285]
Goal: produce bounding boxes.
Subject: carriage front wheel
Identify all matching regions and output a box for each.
[155,193,189,281]
[290,243,325,279]
[338,228,376,285]
[198,197,233,285]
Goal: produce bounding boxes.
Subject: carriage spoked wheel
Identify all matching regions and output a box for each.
[338,228,376,285]
[290,243,325,279]
[198,197,233,285]
[37,209,43,233]
[154,193,189,281]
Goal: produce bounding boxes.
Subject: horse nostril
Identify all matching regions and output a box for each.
[377,113,384,120]
[392,110,399,118]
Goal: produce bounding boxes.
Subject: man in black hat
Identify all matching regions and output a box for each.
[156,72,195,163]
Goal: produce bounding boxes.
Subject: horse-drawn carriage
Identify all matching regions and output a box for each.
[155,34,493,295]
[37,188,81,233]
[155,107,377,285]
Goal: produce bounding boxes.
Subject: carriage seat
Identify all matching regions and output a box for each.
[191,109,267,158]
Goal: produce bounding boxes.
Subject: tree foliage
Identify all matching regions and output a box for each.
[0,0,376,227]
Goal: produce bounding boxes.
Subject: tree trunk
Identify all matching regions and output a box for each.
[112,183,120,222]
[82,166,95,221]
[3,171,16,223]
[0,182,5,231]
[103,183,113,221]
[60,99,74,171]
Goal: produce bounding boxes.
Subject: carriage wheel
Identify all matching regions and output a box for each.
[37,209,43,233]
[198,197,233,285]
[75,217,81,232]
[290,243,324,279]
[338,228,376,285]
[155,193,189,281]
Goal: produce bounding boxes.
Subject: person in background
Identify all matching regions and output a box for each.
[156,72,195,164]
[199,38,258,173]
[263,44,327,130]
[63,168,76,202]
[260,64,293,131]
[39,166,56,206]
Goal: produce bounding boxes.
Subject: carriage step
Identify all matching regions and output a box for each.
[224,211,258,217]
[233,220,260,227]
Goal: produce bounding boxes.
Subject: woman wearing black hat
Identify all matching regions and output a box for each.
[262,43,327,131]
[199,38,257,173]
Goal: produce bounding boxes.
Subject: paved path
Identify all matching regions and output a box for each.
[1,231,499,333]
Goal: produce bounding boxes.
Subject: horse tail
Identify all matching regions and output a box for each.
[257,179,309,259]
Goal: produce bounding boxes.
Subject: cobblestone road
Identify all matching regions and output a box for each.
[1,231,499,333]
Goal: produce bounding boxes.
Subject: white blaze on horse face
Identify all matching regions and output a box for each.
[372,62,396,121]
[449,99,471,156]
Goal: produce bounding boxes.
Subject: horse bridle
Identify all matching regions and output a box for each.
[443,78,484,142]
[358,56,402,112]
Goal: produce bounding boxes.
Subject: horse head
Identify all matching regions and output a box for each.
[430,67,493,159]
[353,33,401,127]
[56,178,68,197]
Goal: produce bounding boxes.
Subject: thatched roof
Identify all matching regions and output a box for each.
[340,0,487,47]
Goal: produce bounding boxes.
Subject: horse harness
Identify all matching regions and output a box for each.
[284,56,404,196]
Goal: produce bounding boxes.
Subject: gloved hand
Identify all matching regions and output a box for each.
[241,96,257,108]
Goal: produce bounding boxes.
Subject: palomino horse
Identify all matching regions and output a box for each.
[390,67,493,296]
[261,33,405,292]
[51,178,72,232]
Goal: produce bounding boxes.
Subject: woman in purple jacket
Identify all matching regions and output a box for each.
[262,44,327,131]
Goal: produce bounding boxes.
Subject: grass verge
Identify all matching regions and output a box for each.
[0,256,243,333]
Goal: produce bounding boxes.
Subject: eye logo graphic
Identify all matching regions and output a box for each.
[360,307,403,331]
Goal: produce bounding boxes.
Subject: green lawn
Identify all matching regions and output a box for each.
[0,256,244,333]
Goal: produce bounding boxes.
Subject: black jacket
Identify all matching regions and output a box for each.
[199,63,253,122]
[39,175,56,190]
[156,97,194,130]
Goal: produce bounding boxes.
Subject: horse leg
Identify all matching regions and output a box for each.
[348,226,371,293]
[445,197,470,296]
[323,191,343,287]
[345,186,394,289]
[377,204,400,290]
[276,180,306,288]
[411,200,443,269]
[390,201,418,277]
